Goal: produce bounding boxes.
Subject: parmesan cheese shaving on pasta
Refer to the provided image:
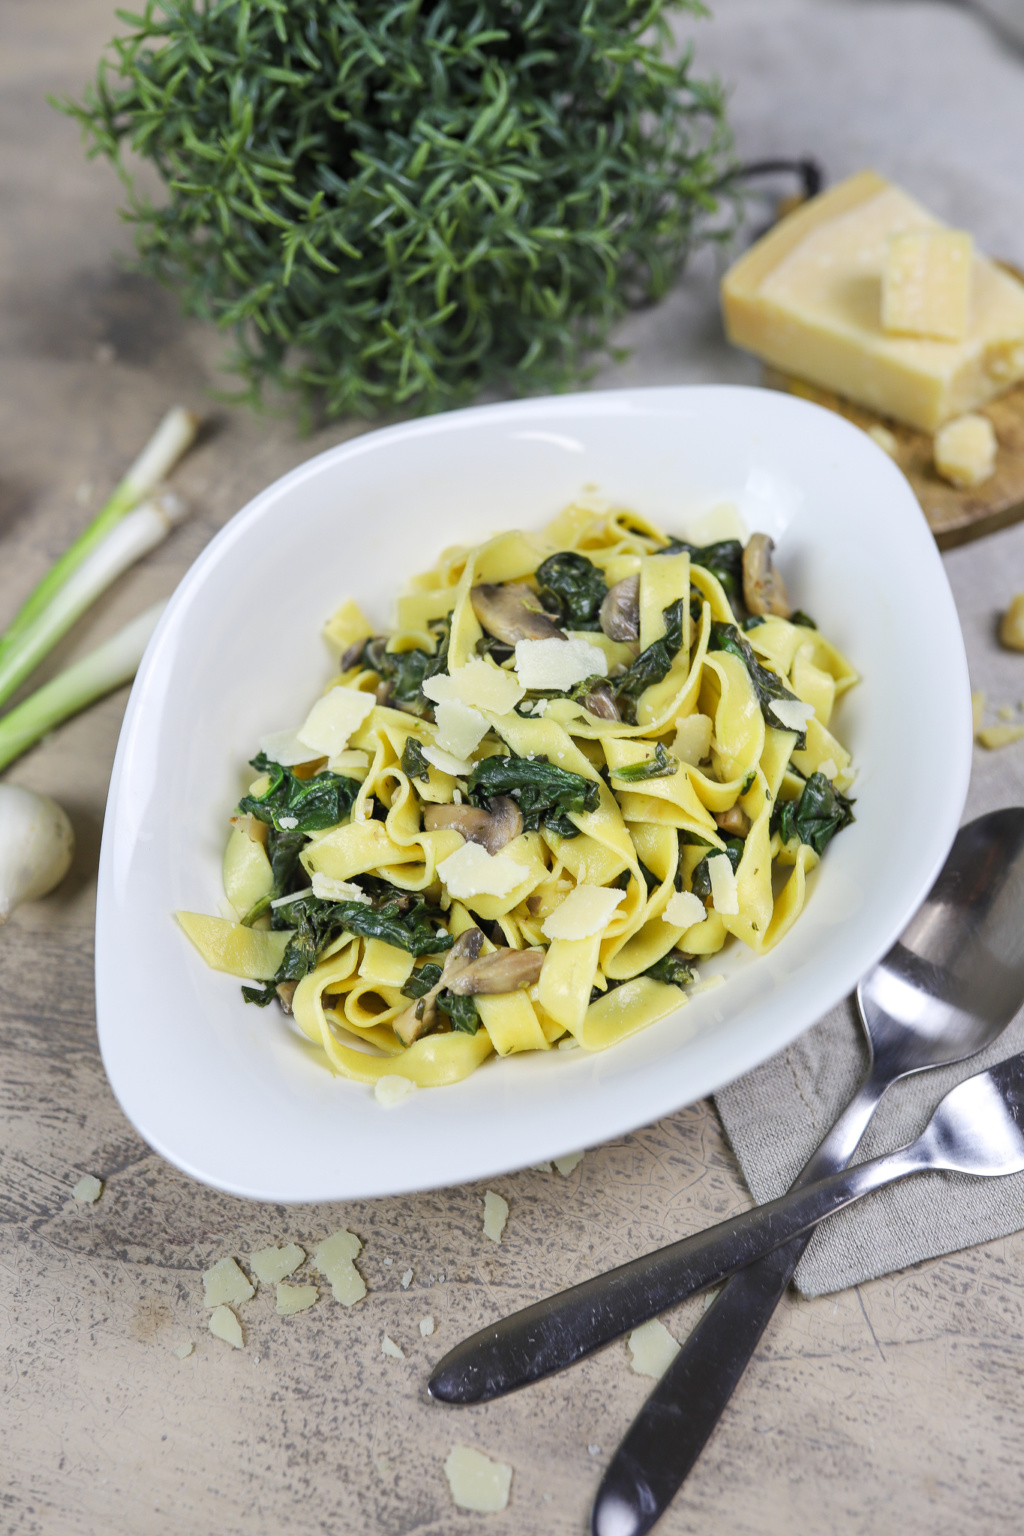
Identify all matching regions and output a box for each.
[671,711,713,766]
[422,743,474,777]
[513,636,608,691]
[434,699,489,759]
[310,873,372,903]
[769,697,815,732]
[422,658,524,714]
[542,884,626,941]
[437,841,527,899]
[259,728,316,766]
[707,854,740,916]
[663,890,707,928]
[298,684,375,756]
[444,1445,513,1513]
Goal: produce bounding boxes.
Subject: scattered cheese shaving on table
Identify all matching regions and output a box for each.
[275,1283,318,1315]
[208,1305,244,1349]
[173,1342,193,1360]
[72,1175,103,1203]
[381,1334,405,1360]
[934,413,997,489]
[628,1319,681,1378]
[202,1257,255,1309]
[314,1230,366,1305]
[419,1316,435,1337]
[553,1151,584,1177]
[250,1243,305,1285]
[443,1446,513,1513]
[978,725,1024,750]
[482,1191,509,1244]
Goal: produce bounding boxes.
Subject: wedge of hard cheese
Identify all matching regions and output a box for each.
[721,170,1024,431]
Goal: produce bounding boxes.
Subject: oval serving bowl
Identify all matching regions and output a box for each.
[95,386,972,1203]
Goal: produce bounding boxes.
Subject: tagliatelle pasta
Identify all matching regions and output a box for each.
[177,504,859,1092]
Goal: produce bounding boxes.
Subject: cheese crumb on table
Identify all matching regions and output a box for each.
[978,724,1024,750]
[541,884,625,941]
[208,1305,244,1349]
[437,841,526,900]
[628,1318,681,1379]
[443,1445,513,1513]
[72,1174,103,1203]
[553,1151,584,1177]
[999,595,1024,652]
[173,1342,194,1360]
[381,1334,405,1360]
[202,1257,255,1309]
[881,227,973,340]
[250,1243,305,1285]
[276,1283,318,1316]
[707,854,740,916]
[313,1230,367,1306]
[375,1074,417,1108]
[999,705,1015,722]
[400,1268,414,1289]
[972,690,987,732]
[662,890,707,929]
[419,1316,435,1337]
[482,1190,509,1244]
[934,413,997,489]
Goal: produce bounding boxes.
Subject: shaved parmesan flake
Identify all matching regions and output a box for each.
[72,1174,103,1203]
[298,684,375,757]
[173,1342,193,1359]
[628,1319,680,1379]
[438,841,527,900]
[276,1283,318,1316]
[422,742,474,777]
[381,1334,405,1360]
[553,1151,584,1177]
[444,1445,513,1513]
[419,1315,435,1337]
[375,1075,417,1108]
[250,1243,305,1285]
[707,854,739,916]
[514,636,607,692]
[270,887,313,908]
[208,1305,243,1349]
[817,757,838,781]
[769,697,815,732]
[541,884,626,941]
[278,815,299,830]
[202,1257,255,1309]
[400,1269,414,1289]
[482,1190,509,1244]
[314,1230,366,1306]
[435,699,488,759]
[310,873,372,904]
[663,890,707,929]
[423,658,524,715]
[672,712,713,766]
[258,728,317,767]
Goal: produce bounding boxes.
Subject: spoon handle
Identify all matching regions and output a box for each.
[429,1141,923,1405]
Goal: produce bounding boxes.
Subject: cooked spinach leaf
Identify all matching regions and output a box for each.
[401,736,431,783]
[791,610,817,629]
[613,599,686,719]
[644,952,696,988]
[241,982,277,1007]
[241,825,307,926]
[466,754,599,835]
[238,753,360,834]
[691,836,744,901]
[772,772,854,856]
[742,614,766,631]
[354,619,450,717]
[664,539,744,604]
[612,742,678,783]
[437,991,480,1034]
[535,552,608,630]
[708,622,806,746]
[401,962,444,999]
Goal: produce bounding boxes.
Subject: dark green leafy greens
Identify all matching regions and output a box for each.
[401,736,431,783]
[708,622,806,746]
[534,553,607,630]
[612,742,678,783]
[237,753,360,833]
[644,952,696,987]
[790,610,817,629]
[401,963,444,1000]
[664,539,744,604]
[772,772,855,856]
[437,992,480,1034]
[691,837,744,901]
[355,622,450,717]
[466,754,599,836]
[240,826,307,926]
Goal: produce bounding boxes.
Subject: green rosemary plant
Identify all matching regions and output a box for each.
[62,0,733,418]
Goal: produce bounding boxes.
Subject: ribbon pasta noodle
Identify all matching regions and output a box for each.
[177,506,859,1092]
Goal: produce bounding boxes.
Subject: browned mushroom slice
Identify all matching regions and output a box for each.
[446,947,545,996]
[599,575,640,641]
[471,583,566,644]
[424,796,524,854]
[715,805,751,837]
[392,927,486,1045]
[742,534,791,618]
[580,683,620,721]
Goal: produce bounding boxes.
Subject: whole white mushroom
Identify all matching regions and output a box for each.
[0,784,74,924]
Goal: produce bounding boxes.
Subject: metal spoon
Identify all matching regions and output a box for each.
[429,807,1024,1418]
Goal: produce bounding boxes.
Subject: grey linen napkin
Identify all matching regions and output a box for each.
[714,522,1024,1299]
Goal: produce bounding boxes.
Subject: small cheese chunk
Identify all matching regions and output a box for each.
[541,884,626,941]
[250,1243,305,1285]
[313,1230,367,1306]
[173,1342,194,1360]
[437,841,527,900]
[1000,597,1024,652]
[482,1190,509,1244]
[434,700,488,760]
[422,659,524,715]
[270,888,313,909]
[769,697,815,732]
[202,1257,255,1309]
[972,689,987,731]
[208,1305,244,1349]
[978,724,1024,750]
[553,1151,584,1178]
[375,1075,417,1108]
[866,423,899,458]
[276,1283,318,1316]
[934,413,997,488]
[381,1334,405,1360]
[258,728,318,767]
[419,1315,435,1337]
[400,1269,414,1289]
[817,757,839,782]
[707,854,740,916]
[422,742,474,777]
[663,890,707,929]
[444,1445,513,1514]
[882,228,972,340]
[298,685,375,757]
[310,872,372,904]
[628,1319,681,1379]
[514,636,608,692]
[278,816,299,830]
[72,1174,103,1203]
[672,712,713,766]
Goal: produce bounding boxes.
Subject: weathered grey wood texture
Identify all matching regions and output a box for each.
[4,4,1024,1534]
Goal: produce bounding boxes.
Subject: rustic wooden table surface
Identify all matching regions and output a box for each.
[5,4,1024,1535]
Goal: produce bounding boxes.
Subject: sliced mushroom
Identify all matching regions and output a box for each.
[599,575,640,641]
[715,806,751,837]
[424,796,523,854]
[275,980,298,1015]
[580,682,620,721]
[392,927,485,1046]
[341,636,371,671]
[446,947,545,996]
[471,583,566,644]
[742,534,791,619]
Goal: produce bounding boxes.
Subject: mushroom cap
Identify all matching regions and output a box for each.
[599,575,640,641]
[470,583,566,644]
[742,533,791,618]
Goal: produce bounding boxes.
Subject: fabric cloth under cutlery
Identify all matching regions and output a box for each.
[714,526,1024,1298]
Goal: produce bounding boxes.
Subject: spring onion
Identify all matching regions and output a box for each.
[0,602,165,773]
[0,784,75,924]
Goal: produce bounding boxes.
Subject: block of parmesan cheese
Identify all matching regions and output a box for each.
[882,229,973,340]
[721,170,1024,431]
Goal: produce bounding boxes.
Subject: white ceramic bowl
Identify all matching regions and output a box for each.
[95,386,971,1203]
